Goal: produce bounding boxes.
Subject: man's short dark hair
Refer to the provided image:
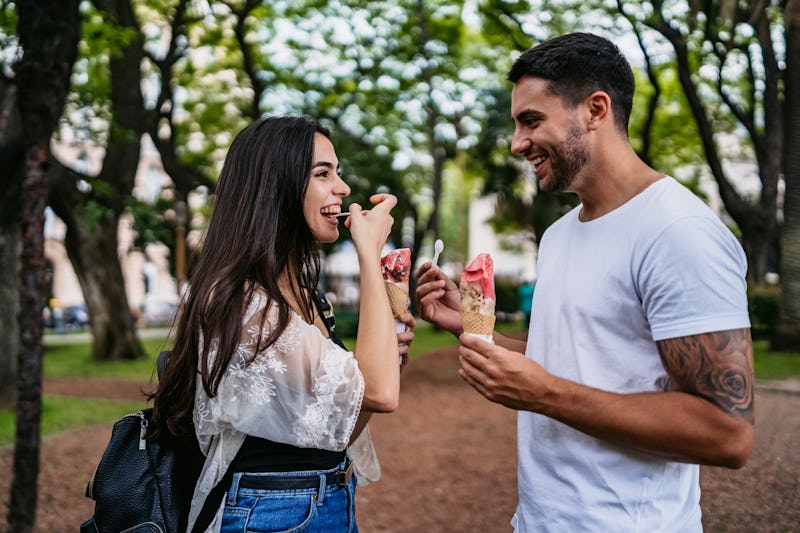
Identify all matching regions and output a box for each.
[507,32,635,135]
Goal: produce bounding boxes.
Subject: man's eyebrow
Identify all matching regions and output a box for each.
[515,109,545,122]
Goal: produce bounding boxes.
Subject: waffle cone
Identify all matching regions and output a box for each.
[384,282,409,317]
[461,309,496,335]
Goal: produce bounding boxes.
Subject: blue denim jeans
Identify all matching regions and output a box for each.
[220,458,358,533]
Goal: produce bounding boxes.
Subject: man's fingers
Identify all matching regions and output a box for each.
[458,365,489,397]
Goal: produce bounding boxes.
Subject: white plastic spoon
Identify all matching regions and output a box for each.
[431,238,444,267]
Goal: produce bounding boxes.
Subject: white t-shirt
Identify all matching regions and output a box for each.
[515,177,750,532]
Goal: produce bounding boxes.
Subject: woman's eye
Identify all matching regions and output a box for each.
[314,171,330,179]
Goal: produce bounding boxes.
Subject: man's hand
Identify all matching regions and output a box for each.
[457,333,551,411]
[415,262,462,336]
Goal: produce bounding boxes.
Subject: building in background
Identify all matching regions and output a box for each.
[45,135,183,327]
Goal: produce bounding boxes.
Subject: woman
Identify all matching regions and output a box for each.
[151,115,415,532]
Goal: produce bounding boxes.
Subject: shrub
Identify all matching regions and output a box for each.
[495,280,521,314]
[333,310,359,338]
[748,286,780,339]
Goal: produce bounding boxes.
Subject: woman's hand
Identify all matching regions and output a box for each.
[396,312,416,369]
[346,194,397,259]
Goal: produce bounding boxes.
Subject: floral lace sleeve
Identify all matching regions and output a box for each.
[194,290,364,452]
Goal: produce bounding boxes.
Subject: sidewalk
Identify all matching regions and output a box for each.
[756,376,800,396]
[43,327,172,345]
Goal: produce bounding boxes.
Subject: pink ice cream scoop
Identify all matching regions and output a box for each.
[460,253,495,336]
[381,248,411,318]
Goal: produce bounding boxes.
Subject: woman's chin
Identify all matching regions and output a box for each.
[313,229,339,244]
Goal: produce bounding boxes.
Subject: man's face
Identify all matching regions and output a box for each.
[510,77,590,193]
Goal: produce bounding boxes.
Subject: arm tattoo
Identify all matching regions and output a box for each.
[657,328,754,424]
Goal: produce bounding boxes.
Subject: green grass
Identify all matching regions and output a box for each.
[1,324,797,447]
[0,396,148,447]
[43,336,172,380]
[752,340,800,380]
[341,319,527,361]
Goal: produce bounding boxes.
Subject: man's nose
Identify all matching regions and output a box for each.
[510,129,531,157]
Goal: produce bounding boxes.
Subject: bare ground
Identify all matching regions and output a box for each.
[1,346,798,532]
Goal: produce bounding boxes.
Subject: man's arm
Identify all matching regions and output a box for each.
[656,328,754,424]
[457,327,754,468]
[492,331,527,353]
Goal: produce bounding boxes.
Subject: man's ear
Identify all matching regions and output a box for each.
[586,91,611,131]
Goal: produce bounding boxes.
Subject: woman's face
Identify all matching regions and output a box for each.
[303,133,351,243]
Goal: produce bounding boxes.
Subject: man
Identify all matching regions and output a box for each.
[415,32,754,532]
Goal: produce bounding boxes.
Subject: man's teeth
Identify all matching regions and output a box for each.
[532,155,546,167]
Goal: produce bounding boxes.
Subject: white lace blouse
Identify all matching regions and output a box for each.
[186,288,381,532]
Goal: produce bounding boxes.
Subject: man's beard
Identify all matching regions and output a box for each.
[537,121,590,193]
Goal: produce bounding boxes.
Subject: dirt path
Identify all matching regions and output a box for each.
[1,347,798,532]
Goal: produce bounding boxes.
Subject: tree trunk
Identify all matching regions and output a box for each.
[773,0,800,349]
[64,203,144,360]
[0,227,20,409]
[9,143,51,532]
[646,8,780,284]
[7,1,80,530]
[42,0,148,361]
[0,80,24,409]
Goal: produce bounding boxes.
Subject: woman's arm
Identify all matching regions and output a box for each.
[347,194,401,413]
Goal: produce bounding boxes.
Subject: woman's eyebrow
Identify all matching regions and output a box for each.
[312,161,335,170]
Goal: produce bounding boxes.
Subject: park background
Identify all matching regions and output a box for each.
[1,1,799,531]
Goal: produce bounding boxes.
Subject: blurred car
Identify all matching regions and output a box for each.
[143,301,177,326]
[63,305,90,329]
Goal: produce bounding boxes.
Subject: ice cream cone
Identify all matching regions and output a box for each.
[461,309,496,336]
[384,281,409,318]
[381,248,412,364]
[459,253,496,342]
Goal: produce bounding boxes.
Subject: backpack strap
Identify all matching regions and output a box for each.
[157,350,233,533]
[311,289,346,350]
[192,470,232,533]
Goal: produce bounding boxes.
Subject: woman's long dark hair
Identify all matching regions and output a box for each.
[151,115,331,438]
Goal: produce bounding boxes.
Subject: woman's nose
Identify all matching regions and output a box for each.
[335,175,351,196]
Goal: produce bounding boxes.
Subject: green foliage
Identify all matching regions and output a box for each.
[629,66,711,176]
[333,310,360,339]
[126,197,177,258]
[80,197,117,236]
[495,279,521,314]
[748,286,781,339]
